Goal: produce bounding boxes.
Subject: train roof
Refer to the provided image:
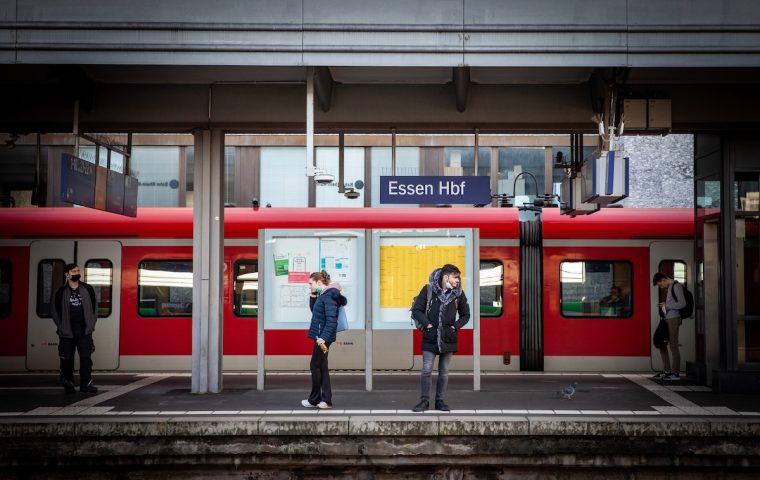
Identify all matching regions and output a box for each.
[0,207,692,240]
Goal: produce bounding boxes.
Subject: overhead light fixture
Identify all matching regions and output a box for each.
[344,188,360,199]
[313,170,335,184]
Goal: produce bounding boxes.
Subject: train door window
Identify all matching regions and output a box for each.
[138,260,193,317]
[36,259,66,318]
[657,260,687,305]
[0,260,10,318]
[560,261,633,318]
[85,259,113,317]
[233,260,258,317]
[480,260,503,317]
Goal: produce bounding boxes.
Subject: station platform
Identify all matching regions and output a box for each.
[2,372,760,478]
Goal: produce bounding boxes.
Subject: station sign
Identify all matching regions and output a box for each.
[60,153,138,217]
[379,176,491,205]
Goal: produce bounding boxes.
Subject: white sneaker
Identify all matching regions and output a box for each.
[301,399,317,408]
[316,401,332,409]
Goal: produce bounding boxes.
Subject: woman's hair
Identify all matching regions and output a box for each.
[310,270,331,284]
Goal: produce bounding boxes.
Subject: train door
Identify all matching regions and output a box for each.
[649,241,695,372]
[27,241,121,370]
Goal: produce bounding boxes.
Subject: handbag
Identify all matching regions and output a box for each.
[336,306,349,333]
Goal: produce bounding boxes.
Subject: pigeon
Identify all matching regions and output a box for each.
[558,382,578,400]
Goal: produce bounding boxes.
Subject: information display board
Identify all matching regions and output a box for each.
[263,229,364,330]
[372,229,474,330]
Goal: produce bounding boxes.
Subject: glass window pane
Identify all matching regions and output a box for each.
[371,147,420,207]
[498,147,545,204]
[225,146,235,206]
[0,260,11,318]
[480,260,503,317]
[37,260,66,318]
[131,147,181,207]
[260,147,308,207]
[233,261,258,317]
[445,147,490,177]
[560,261,633,318]
[138,260,193,317]
[85,259,113,317]
[735,173,759,212]
[315,147,365,207]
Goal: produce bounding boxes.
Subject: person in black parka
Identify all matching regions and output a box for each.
[301,270,347,409]
[50,263,99,394]
[411,264,470,412]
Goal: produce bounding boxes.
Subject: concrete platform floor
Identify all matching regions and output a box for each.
[1,371,759,418]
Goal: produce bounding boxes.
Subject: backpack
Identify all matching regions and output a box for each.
[653,319,669,349]
[410,284,433,331]
[670,281,694,319]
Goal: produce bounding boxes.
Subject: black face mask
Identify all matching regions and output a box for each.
[70,274,81,282]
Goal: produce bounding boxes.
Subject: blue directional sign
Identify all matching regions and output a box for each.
[60,153,96,208]
[379,176,491,204]
[106,170,125,215]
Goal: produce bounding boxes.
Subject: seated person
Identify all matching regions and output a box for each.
[600,286,626,316]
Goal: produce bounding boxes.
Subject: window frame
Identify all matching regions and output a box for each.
[137,259,193,318]
[36,259,66,318]
[559,259,634,319]
[479,259,504,317]
[658,259,688,284]
[232,259,258,318]
[84,258,114,318]
[0,260,11,318]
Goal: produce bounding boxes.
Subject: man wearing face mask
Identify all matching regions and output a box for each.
[411,264,470,412]
[51,264,98,394]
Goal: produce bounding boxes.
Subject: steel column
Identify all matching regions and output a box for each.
[191,129,225,394]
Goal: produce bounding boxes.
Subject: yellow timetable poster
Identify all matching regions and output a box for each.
[379,245,465,308]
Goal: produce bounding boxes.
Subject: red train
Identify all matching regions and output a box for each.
[0,207,694,373]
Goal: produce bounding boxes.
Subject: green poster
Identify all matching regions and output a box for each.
[274,253,289,276]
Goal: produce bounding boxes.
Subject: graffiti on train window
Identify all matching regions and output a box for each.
[138,260,193,317]
[85,259,113,317]
[480,260,503,317]
[0,260,10,318]
[36,259,66,318]
[234,260,258,317]
[560,261,633,318]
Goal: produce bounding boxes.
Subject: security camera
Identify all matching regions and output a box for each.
[313,170,335,185]
[344,188,360,199]
[252,198,259,209]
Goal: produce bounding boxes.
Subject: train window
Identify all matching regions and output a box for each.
[0,260,10,318]
[560,261,633,318]
[657,260,687,304]
[85,259,113,317]
[36,259,66,318]
[658,260,687,284]
[480,260,503,317]
[233,260,258,317]
[138,260,193,317]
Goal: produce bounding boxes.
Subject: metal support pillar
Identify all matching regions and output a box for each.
[719,138,738,372]
[191,129,225,394]
[473,228,481,391]
[257,228,266,390]
[365,229,373,391]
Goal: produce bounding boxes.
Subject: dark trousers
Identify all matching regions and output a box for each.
[308,341,332,405]
[58,334,93,386]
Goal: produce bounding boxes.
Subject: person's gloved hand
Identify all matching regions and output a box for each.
[316,338,325,346]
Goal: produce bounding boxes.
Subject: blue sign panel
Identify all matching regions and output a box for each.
[379,176,491,205]
[106,170,125,215]
[123,175,138,217]
[60,153,96,208]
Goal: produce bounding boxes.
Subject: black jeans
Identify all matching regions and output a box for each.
[308,341,332,405]
[58,334,93,386]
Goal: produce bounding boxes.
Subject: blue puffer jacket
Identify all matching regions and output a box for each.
[307,283,348,344]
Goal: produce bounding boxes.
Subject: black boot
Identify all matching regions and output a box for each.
[80,379,98,394]
[412,399,429,412]
[435,400,450,412]
[61,378,76,394]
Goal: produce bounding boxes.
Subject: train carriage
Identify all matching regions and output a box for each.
[0,207,694,373]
